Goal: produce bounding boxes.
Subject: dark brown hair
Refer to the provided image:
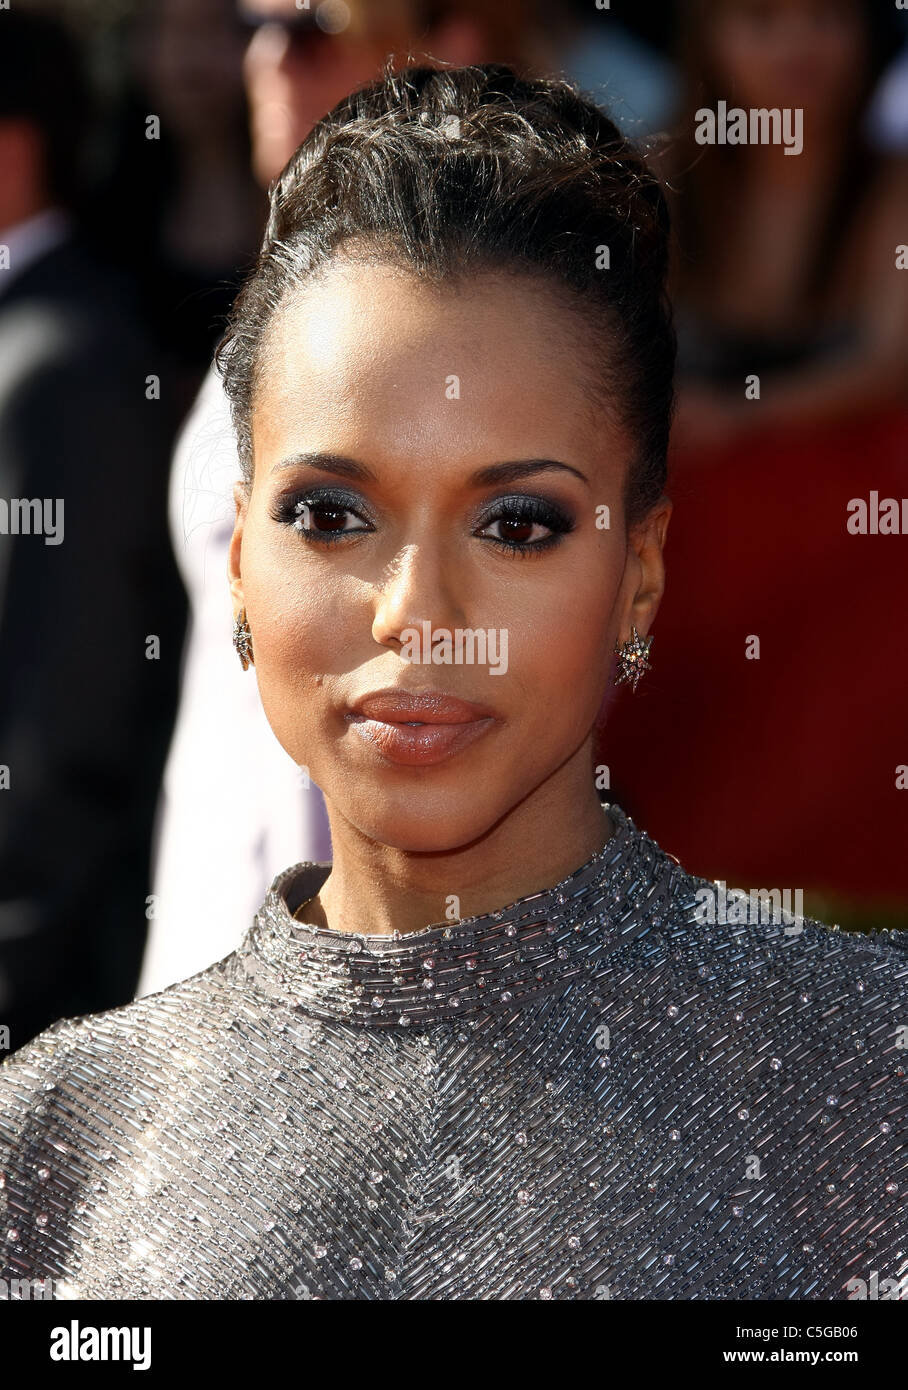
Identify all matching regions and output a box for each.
[217,62,675,524]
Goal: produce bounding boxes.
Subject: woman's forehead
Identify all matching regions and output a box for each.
[255,259,615,430]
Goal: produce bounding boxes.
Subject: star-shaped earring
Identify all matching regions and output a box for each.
[232,608,254,670]
[613,626,653,692]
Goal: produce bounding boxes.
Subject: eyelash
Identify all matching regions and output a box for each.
[270,488,575,557]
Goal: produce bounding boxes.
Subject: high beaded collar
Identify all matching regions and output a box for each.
[234,803,674,1027]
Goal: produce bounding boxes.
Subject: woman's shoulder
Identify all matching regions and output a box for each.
[661,856,908,988]
[0,957,238,1135]
[0,958,257,1277]
[633,844,908,1108]
[606,811,908,988]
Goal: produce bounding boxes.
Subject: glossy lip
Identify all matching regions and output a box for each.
[348,688,497,724]
[344,687,499,766]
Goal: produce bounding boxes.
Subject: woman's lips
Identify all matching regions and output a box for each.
[345,712,496,766]
[344,689,499,766]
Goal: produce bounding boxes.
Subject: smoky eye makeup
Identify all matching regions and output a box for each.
[269,486,375,542]
[471,493,576,555]
[268,484,578,555]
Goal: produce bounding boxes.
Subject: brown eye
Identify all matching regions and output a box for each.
[484,517,549,545]
[481,517,553,547]
[303,504,350,533]
[474,494,573,554]
[293,500,372,536]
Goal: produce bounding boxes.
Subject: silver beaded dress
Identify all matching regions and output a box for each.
[1,803,906,1300]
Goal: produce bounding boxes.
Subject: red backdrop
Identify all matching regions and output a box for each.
[599,407,908,912]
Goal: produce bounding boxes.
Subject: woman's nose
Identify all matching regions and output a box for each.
[370,543,467,653]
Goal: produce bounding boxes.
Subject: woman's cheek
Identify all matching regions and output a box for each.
[533,578,613,671]
[242,537,331,672]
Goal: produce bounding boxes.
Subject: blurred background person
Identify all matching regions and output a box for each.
[664,0,908,448]
[89,0,265,420]
[0,8,186,1050]
[603,0,908,929]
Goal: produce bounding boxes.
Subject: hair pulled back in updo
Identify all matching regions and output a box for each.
[217,62,675,525]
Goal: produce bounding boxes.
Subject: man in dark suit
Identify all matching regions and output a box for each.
[0,12,186,1052]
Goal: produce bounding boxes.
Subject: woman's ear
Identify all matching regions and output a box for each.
[623,496,672,640]
[228,480,249,609]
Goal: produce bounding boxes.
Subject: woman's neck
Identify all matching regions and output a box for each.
[297,769,613,938]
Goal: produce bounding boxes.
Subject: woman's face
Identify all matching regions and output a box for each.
[229,258,669,853]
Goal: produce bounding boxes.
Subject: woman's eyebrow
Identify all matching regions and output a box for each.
[271,452,590,487]
[472,458,589,487]
[271,452,372,480]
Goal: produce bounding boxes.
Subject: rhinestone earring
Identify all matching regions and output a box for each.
[232,607,254,670]
[613,626,652,692]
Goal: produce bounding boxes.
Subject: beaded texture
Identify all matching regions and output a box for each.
[1,804,906,1300]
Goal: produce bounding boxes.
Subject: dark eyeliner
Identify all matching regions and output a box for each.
[270,487,575,555]
[474,493,575,556]
[270,486,374,542]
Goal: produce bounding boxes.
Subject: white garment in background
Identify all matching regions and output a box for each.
[137,365,332,997]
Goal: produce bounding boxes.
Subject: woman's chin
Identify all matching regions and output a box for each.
[340,798,506,856]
